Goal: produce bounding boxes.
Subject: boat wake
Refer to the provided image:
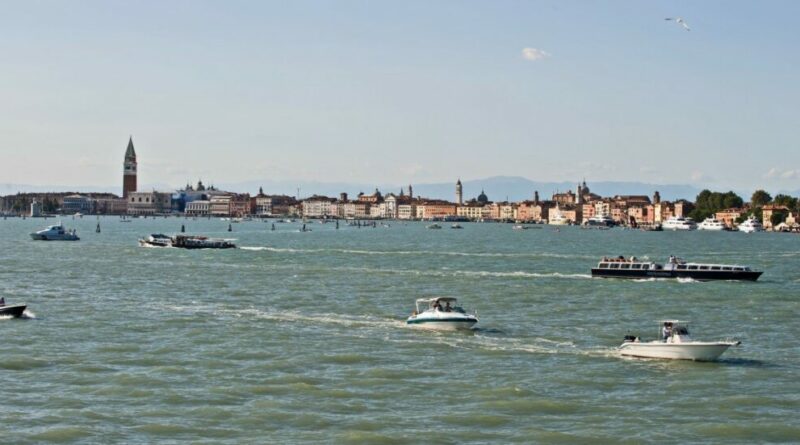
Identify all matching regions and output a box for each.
[238,246,594,260]
[325,266,593,280]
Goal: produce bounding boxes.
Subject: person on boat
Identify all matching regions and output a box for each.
[0,297,4,306]
[662,322,673,341]
[444,301,452,312]
[433,300,442,311]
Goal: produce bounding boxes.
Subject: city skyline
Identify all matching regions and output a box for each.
[2,1,799,191]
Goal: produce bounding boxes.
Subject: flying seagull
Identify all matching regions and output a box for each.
[665,17,690,31]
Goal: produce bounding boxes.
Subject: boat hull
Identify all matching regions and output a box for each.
[30,234,79,241]
[407,316,477,331]
[619,342,735,361]
[591,268,762,281]
[0,304,27,318]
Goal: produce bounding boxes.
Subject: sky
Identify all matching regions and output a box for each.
[1,0,799,194]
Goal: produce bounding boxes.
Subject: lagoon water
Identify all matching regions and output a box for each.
[1,216,799,444]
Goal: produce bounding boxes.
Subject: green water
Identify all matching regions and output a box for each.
[1,217,799,444]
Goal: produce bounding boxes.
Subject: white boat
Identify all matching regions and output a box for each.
[427,223,442,229]
[138,233,173,247]
[30,223,80,241]
[697,217,727,231]
[407,297,478,330]
[738,216,764,233]
[450,224,463,229]
[512,224,528,230]
[662,216,697,231]
[618,320,739,361]
[548,208,570,225]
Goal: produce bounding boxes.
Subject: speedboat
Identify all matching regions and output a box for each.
[138,233,174,247]
[619,320,739,361]
[450,224,463,229]
[662,216,697,230]
[30,223,80,241]
[406,297,478,330]
[512,224,528,230]
[697,217,728,231]
[738,216,764,233]
[427,223,442,229]
[591,255,762,281]
[0,298,27,318]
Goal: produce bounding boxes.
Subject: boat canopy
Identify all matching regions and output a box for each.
[658,320,689,325]
[416,297,458,305]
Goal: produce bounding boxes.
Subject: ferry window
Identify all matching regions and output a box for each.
[711,266,721,271]
[621,264,630,269]
[722,267,732,271]
[688,265,698,270]
[677,265,687,270]
[700,266,709,270]
[600,263,609,268]
[610,263,620,269]
[631,264,641,269]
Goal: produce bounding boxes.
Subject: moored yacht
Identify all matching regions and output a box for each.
[662,216,697,230]
[585,214,615,227]
[407,297,478,330]
[591,256,762,281]
[30,223,80,241]
[619,321,739,361]
[738,216,764,233]
[697,217,728,231]
[548,207,570,225]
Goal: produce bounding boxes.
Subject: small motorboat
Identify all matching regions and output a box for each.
[618,320,739,361]
[0,298,26,318]
[30,223,80,241]
[138,233,174,247]
[407,297,478,330]
[450,224,463,229]
[426,223,442,230]
[512,224,528,230]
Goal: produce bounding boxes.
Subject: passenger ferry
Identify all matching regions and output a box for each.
[661,216,697,230]
[591,256,762,281]
[138,234,236,249]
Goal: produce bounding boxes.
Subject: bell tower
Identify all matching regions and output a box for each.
[455,179,463,205]
[123,136,137,198]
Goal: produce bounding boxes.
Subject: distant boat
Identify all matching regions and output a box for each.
[0,298,27,318]
[427,223,442,229]
[512,224,528,230]
[619,320,739,361]
[450,224,463,229]
[662,216,697,231]
[407,297,478,331]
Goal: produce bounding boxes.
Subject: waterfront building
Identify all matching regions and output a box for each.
[123,136,137,199]
[761,204,791,230]
[230,194,251,217]
[714,208,745,228]
[517,201,552,222]
[63,194,94,214]
[209,195,233,217]
[457,201,486,220]
[397,203,417,220]
[185,200,210,216]
[95,197,128,215]
[415,200,457,220]
[302,195,337,218]
[127,191,171,215]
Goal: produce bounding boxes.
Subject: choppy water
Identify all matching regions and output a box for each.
[1,216,799,444]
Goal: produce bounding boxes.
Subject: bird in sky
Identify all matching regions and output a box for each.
[665,17,691,31]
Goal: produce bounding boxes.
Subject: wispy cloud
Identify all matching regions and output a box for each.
[765,168,800,180]
[521,47,550,61]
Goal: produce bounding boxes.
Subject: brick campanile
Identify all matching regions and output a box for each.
[123,136,137,198]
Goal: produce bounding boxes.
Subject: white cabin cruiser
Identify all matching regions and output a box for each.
[697,217,727,231]
[619,320,739,361]
[407,297,478,330]
[30,223,80,241]
[662,216,697,231]
[585,214,615,227]
[738,216,764,233]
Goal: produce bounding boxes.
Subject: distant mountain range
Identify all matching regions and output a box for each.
[3,176,795,203]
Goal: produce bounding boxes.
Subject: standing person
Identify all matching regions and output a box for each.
[662,322,673,341]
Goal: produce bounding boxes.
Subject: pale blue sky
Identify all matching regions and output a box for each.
[1,1,798,192]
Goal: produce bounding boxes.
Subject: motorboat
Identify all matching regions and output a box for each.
[427,223,442,229]
[697,217,728,231]
[585,214,615,227]
[138,234,236,249]
[138,233,174,247]
[512,224,528,230]
[0,298,27,318]
[30,223,80,241]
[738,216,764,233]
[406,297,478,330]
[450,224,463,229]
[662,216,697,230]
[619,321,739,361]
[548,210,570,226]
[591,255,762,281]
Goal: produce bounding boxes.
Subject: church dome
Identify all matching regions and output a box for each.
[477,189,488,203]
